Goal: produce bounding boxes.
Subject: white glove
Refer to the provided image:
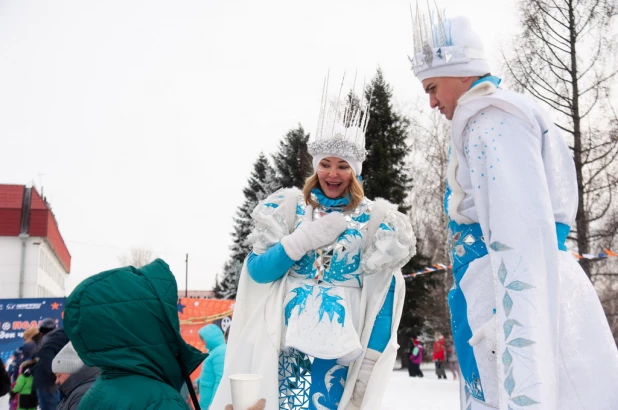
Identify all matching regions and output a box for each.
[280,206,347,261]
[469,314,498,361]
[351,348,381,406]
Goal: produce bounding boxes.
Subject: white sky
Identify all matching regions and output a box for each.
[0,0,518,294]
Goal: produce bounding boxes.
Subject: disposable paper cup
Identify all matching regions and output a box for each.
[229,373,263,410]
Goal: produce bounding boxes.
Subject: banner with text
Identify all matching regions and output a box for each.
[0,297,65,363]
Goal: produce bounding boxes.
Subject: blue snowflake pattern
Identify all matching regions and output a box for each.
[497,257,539,407]
[293,251,317,278]
[317,287,346,325]
[284,285,314,325]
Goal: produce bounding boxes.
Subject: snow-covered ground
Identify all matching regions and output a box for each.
[0,365,460,410]
[381,365,460,409]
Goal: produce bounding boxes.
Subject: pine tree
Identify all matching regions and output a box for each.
[272,125,313,189]
[360,69,412,213]
[257,164,280,201]
[214,153,281,299]
[214,260,243,300]
[356,69,430,366]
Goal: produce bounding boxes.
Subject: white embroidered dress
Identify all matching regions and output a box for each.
[212,188,415,410]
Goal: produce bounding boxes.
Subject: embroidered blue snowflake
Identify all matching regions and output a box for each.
[317,288,346,325]
[284,285,314,325]
[293,251,317,278]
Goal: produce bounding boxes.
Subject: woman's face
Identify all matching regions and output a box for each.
[316,157,354,198]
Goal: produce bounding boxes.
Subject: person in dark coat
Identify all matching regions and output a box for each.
[52,342,100,410]
[0,357,10,397]
[409,338,424,378]
[34,318,57,352]
[33,327,69,410]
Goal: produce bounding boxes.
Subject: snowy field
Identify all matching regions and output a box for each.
[381,365,460,409]
[0,365,460,410]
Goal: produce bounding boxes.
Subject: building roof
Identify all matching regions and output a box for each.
[0,184,71,272]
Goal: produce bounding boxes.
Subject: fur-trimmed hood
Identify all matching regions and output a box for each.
[19,358,38,369]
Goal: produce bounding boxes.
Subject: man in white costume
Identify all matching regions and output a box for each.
[212,88,415,410]
[410,9,618,410]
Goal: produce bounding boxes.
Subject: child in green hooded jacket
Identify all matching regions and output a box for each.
[10,358,38,410]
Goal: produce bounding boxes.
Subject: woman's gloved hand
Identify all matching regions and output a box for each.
[281,205,347,260]
[351,349,381,406]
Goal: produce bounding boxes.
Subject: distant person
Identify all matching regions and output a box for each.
[406,336,415,377]
[198,324,226,409]
[32,326,69,410]
[34,318,57,351]
[446,336,459,381]
[63,259,265,410]
[8,349,22,385]
[408,338,424,378]
[7,350,22,410]
[10,327,38,385]
[10,359,38,410]
[432,332,446,380]
[52,342,100,410]
[21,327,38,348]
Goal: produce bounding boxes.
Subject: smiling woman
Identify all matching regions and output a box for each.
[302,157,364,210]
[213,94,417,410]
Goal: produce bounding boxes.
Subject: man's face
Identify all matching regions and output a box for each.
[55,372,70,386]
[421,77,474,120]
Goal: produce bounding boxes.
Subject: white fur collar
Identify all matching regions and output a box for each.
[446,149,474,225]
[457,81,498,107]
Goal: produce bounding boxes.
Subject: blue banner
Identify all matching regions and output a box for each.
[0,298,65,363]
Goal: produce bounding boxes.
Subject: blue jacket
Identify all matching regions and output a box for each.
[198,325,226,409]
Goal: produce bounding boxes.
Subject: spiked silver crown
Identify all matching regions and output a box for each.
[308,73,370,163]
[409,3,487,80]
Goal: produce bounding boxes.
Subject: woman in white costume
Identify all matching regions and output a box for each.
[410,9,618,410]
[212,95,415,410]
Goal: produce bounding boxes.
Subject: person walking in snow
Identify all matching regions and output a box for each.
[446,336,459,381]
[432,332,447,380]
[408,338,424,378]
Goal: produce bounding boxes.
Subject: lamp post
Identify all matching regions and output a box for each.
[185,253,189,298]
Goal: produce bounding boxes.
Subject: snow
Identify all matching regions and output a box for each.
[381,365,460,409]
[0,364,460,410]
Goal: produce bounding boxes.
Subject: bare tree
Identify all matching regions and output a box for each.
[407,105,453,338]
[503,0,618,278]
[118,248,155,268]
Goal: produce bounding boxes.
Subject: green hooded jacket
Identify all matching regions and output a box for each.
[64,259,207,410]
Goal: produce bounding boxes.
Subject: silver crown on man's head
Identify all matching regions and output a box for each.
[409,4,489,81]
[308,74,370,163]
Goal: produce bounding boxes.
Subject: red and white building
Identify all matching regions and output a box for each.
[0,184,71,298]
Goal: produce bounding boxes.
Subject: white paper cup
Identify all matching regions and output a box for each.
[229,373,263,410]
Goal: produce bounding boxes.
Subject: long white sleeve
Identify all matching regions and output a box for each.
[462,106,560,409]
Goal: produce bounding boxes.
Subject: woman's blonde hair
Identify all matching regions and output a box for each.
[303,172,364,211]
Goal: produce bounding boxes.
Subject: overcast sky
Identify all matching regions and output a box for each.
[0,0,518,294]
